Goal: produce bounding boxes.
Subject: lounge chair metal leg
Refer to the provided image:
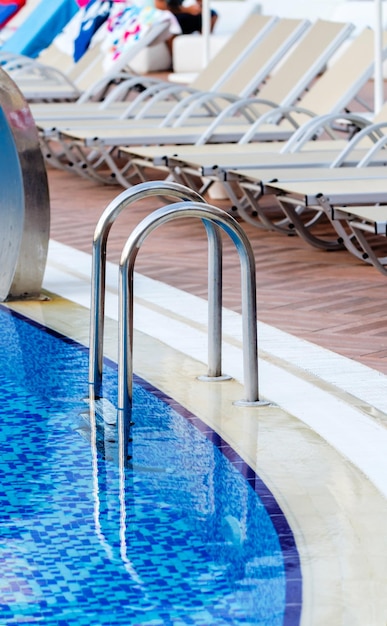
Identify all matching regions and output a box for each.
[276,197,345,251]
[349,225,387,274]
[242,187,296,233]
[216,179,272,230]
[315,194,377,257]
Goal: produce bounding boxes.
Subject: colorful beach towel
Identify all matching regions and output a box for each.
[101,2,179,71]
[73,0,113,61]
[0,0,25,28]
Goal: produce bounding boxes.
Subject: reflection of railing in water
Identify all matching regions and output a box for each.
[0,67,49,301]
[87,393,151,600]
[88,181,266,462]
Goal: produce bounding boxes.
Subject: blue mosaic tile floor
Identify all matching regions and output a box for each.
[0,305,301,625]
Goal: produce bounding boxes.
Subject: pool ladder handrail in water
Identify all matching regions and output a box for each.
[88,181,266,415]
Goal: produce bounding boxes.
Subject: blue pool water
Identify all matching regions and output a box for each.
[0,305,302,625]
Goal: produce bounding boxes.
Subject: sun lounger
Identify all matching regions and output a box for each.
[39,17,354,121]
[38,21,370,186]
[212,121,387,265]
[8,10,280,105]
[26,13,288,118]
[28,14,316,122]
[10,11,297,118]
[139,146,378,200]
[159,18,353,127]
[203,118,387,226]
[4,13,175,102]
[121,12,293,118]
[263,172,387,259]
[1,2,189,102]
[119,98,387,218]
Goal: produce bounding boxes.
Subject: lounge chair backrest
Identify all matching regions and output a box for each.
[256,19,355,107]
[191,11,278,93]
[71,19,172,93]
[76,11,285,97]
[36,11,278,99]
[38,45,75,76]
[298,28,387,115]
[65,44,102,84]
[218,18,311,98]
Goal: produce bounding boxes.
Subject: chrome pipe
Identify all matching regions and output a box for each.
[118,201,260,414]
[88,181,210,394]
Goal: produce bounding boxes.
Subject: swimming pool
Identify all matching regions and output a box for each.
[0,303,301,624]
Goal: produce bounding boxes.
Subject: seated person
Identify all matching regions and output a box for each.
[155,0,218,35]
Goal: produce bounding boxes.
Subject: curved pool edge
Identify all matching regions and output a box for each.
[4,238,387,625]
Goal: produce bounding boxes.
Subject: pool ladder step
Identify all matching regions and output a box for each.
[78,398,124,463]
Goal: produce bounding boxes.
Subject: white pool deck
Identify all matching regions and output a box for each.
[6,238,387,625]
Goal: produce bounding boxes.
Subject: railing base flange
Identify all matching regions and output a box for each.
[197,374,233,382]
[233,399,271,407]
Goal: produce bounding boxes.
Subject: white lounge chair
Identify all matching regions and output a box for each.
[5,10,278,104]
[38,20,366,187]
[221,122,387,264]
[1,7,176,102]
[30,14,314,123]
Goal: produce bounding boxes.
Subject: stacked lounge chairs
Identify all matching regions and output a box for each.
[35,26,387,188]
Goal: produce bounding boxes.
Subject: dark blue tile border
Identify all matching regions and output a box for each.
[137,373,303,626]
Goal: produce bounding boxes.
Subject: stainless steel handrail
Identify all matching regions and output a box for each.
[88,181,226,396]
[89,184,265,467]
[118,201,263,414]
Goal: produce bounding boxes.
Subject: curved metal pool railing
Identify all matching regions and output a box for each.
[88,181,265,460]
[118,200,262,414]
[89,181,225,395]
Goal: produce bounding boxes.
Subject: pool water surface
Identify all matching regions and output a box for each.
[0,305,301,625]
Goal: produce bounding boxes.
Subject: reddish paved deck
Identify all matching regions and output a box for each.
[47,157,387,376]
